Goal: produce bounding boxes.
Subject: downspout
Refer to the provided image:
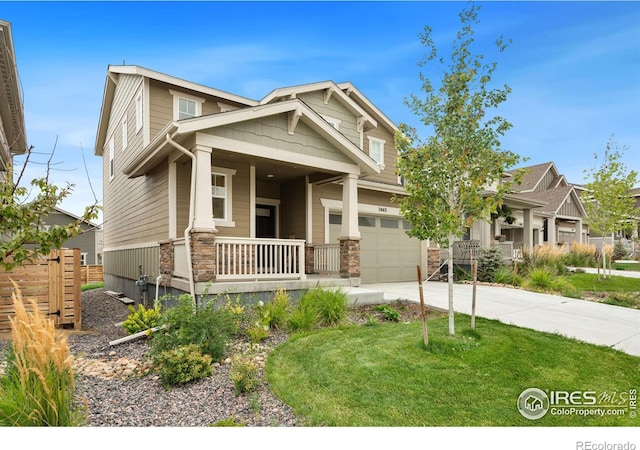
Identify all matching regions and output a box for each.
[165,133,196,299]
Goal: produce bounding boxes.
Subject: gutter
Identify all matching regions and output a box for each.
[165,133,196,299]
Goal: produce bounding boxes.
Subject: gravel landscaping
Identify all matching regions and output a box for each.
[0,287,427,427]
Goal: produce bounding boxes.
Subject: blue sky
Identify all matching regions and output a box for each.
[3,1,639,222]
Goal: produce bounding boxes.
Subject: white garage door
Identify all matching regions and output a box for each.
[329,214,421,283]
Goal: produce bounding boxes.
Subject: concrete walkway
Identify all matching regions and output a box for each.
[359,280,640,357]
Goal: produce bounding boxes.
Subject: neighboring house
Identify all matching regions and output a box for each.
[457,161,589,262]
[94,65,425,300]
[0,20,27,181]
[40,207,102,265]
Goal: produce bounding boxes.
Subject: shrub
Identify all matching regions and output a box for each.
[287,299,318,332]
[373,304,400,322]
[302,286,348,327]
[150,294,237,363]
[603,292,640,309]
[612,241,628,261]
[525,267,557,291]
[476,246,504,282]
[364,313,379,326]
[154,344,213,388]
[255,289,290,330]
[122,303,162,335]
[211,417,246,427]
[0,288,85,426]
[246,322,270,345]
[229,354,260,395]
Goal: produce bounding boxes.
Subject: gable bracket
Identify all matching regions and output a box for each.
[288,107,303,135]
[324,86,335,105]
[357,116,365,132]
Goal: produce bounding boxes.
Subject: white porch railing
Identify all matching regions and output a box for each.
[313,244,340,274]
[173,238,190,279]
[215,237,306,281]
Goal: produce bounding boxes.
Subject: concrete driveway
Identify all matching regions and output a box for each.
[360,280,640,357]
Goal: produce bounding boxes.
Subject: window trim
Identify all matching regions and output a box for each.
[321,115,341,130]
[368,136,386,168]
[211,166,237,227]
[121,115,128,151]
[108,137,115,181]
[170,90,205,121]
[135,91,143,133]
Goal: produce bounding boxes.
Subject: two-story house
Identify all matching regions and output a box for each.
[95,66,426,300]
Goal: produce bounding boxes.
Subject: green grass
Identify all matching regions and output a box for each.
[566,273,640,293]
[267,316,639,426]
[612,262,640,272]
[81,282,104,291]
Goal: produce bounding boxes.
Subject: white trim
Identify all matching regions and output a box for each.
[306,176,313,244]
[121,115,128,151]
[358,179,406,195]
[197,133,362,176]
[321,114,341,130]
[337,82,399,133]
[218,102,239,112]
[143,78,151,146]
[250,165,256,238]
[368,136,386,169]
[320,198,403,243]
[168,160,177,239]
[103,241,160,252]
[211,166,237,227]
[135,90,143,133]
[108,137,115,181]
[169,89,205,120]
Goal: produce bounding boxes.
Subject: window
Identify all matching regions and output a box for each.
[80,253,88,266]
[135,92,143,132]
[211,173,227,220]
[368,137,385,167]
[380,218,399,229]
[109,137,115,180]
[170,90,204,120]
[178,98,197,119]
[358,216,376,227]
[210,166,237,226]
[329,214,342,225]
[121,116,128,151]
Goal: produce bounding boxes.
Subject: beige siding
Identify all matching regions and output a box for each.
[210,115,353,165]
[105,74,142,147]
[103,245,159,280]
[281,178,306,240]
[149,81,173,139]
[176,161,191,234]
[256,180,280,199]
[363,126,400,185]
[298,91,360,146]
[558,196,582,217]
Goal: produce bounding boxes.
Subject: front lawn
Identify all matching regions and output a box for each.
[267,315,639,426]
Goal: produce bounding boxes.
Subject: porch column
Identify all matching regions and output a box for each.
[523,208,533,249]
[192,145,217,231]
[576,219,583,244]
[547,217,557,246]
[339,173,361,281]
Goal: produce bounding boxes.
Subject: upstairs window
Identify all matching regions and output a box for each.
[121,116,128,151]
[109,137,115,180]
[368,137,385,167]
[170,90,204,121]
[135,92,143,132]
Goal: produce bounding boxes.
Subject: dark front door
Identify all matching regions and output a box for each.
[256,205,276,238]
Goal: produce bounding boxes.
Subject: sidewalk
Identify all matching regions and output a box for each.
[360,280,640,357]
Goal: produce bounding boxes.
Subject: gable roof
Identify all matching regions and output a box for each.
[95,65,259,155]
[0,20,27,158]
[123,98,381,178]
[260,80,377,131]
[517,185,586,217]
[337,82,398,134]
[507,161,559,193]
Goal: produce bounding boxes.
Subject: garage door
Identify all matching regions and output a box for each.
[329,214,421,283]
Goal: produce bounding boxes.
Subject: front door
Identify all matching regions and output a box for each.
[256,204,276,238]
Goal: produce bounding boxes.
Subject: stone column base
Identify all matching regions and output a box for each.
[190,229,218,283]
[339,238,360,279]
[305,244,315,274]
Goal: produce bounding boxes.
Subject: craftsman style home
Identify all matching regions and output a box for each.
[95,65,425,300]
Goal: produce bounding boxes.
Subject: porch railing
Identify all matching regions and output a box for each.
[493,241,514,260]
[215,237,306,281]
[313,244,340,274]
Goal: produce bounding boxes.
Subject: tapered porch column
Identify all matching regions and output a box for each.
[191,145,217,283]
[523,208,533,249]
[339,173,361,281]
[192,145,217,231]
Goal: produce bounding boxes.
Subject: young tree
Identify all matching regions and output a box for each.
[395,5,522,335]
[581,136,638,279]
[0,148,100,271]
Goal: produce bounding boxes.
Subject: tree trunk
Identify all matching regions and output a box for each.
[447,237,455,336]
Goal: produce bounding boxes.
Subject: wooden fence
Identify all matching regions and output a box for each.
[0,249,82,333]
[80,264,104,285]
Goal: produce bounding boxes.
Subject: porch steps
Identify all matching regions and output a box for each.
[104,290,136,305]
[344,286,385,306]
